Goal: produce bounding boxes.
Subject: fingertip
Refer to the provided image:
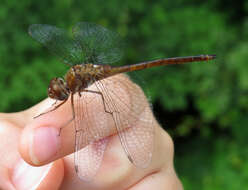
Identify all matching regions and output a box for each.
[19,123,62,166]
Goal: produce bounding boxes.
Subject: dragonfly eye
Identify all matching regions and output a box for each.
[48,77,70,100]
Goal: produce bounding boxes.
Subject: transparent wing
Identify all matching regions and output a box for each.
[74,136,108,181]
[94,75,154,168]
[74,91,112,180]
[29,24,85,65]
[72,22,124,65]
[73,74,153,180]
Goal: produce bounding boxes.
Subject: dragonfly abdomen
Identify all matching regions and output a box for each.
[106,54,216,76]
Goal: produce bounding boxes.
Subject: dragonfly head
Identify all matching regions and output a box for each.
[48,77,70,101]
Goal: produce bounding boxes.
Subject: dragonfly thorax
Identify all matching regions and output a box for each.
[65,64,106,94]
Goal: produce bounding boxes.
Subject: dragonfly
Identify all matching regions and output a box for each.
[28,22,216,181]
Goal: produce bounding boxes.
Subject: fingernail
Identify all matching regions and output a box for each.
[12,159,52,190]
[30,127,60,164]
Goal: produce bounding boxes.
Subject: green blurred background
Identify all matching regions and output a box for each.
[0,0,247,189]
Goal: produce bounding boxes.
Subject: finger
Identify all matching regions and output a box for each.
[0,98,56,129]
[19,74,139,166]
[0,166,16,190]
[128,167,183,190]
[0,111,64,190]
[58,122,177,190]
[12,159,64,190]
[0,117,22,190]
[19,100,75,166]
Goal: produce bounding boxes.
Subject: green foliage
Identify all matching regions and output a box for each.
[176,136,248,190]
[0,0,247,188]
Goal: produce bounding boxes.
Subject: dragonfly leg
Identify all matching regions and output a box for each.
[83,89,113,115]
[58,95,75,136]
[51,100,58,106]
[34,99,68,119]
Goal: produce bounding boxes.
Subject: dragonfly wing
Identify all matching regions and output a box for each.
[94,75,154,168]
[29,24,85,65]
[73,91,111,181]
[72,22,124,65]
[74,135,108,181]
[73,74,154,180]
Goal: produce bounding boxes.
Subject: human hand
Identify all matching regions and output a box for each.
[0,75,183,190]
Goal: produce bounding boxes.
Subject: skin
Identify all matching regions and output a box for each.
[0,74,183,190]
